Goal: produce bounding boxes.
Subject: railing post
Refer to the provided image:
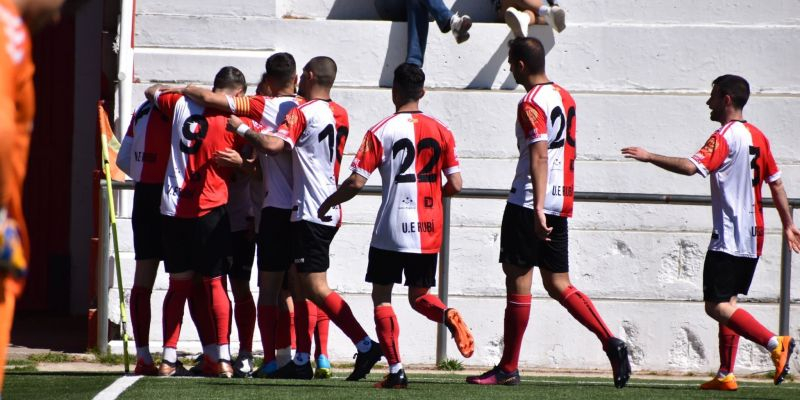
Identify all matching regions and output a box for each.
[435,197,452,365]
[97,180,110,354]
[779,206,793,336]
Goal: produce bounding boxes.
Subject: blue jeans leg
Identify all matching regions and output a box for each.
[406,0,430,66]
[419,0,454,32]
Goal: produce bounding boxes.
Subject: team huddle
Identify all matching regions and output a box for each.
[116,37,800,391]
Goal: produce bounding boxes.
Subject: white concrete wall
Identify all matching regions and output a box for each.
[106,0,800,374]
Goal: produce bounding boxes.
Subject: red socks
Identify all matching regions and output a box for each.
[718,323,739,373]
[294,300,317,354]
[233,294,256,354]
[162,278,192,348]
[374,305,401,365]
[412,294,446,323]
[258,305,279,363]
[314,308,330,358]
[499,294,531,373]
[726,309,774,348]
[188,280,214,347]
[318,291,369,344]
[204,276,232,348]
[130,286,152,349]
[559,286,613,350]
[276,309,293,350]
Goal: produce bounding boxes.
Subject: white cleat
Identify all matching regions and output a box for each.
[450,13,472,43]
[544,5,566,33]
[505,7,531,38]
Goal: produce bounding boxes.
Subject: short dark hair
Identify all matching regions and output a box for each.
[212,66,246,91]
[393,63,425,103]
[712,74,750,109]
[265,52,296,86]
[508,37,545,74]
[305,56,337,88]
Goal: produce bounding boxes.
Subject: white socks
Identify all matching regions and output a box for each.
[162,347,177,363]
[293,352,310,365]
[538,5,551,17]
[389,363,403,374]
[767,336,779,351]
[356,337,373,353]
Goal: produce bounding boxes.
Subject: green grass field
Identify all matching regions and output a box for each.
[4,371,800,400]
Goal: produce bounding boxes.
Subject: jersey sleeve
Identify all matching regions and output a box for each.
[762,138,781,183]
[271,107,306,148]
[350,130,383,178]
[518,100,548,144]
[154,92,182,119]
[229,95,265,120]
[689,132,729,178]
[441,127,460,176]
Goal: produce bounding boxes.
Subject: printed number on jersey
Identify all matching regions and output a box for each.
[181,115,208,154]
[393,138,441,183]
[317,124,348,162]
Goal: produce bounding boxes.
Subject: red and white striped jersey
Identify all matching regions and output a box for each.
[508,83,576,217]
[119,100,172,184]
[688,120,780,257]
[229,94,303,210]
[351,112,460,254]
[271,99,349,227]
[156,93,254,218]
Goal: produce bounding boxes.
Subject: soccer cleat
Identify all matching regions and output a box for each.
[543,5,566,33]
[374,369,408,389]
[274,361,313,380]
[314,355,332,379]
[134,358,158,376]
[253,359,278,379]
[233,353,255,378]
[218,359,235,378]
[346,341,383,381]
[445,308,475,358]
[466,365,520,385]
[700,374,738,391]
[188,354,205,376]
[450,13,472,44]
[770,336,795,385]
[605,337,631,388]
[158,360,189,377]
[504,8,531,38]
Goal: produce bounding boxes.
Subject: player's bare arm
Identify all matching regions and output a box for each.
[317,173,367,222]
[181,85,230,112]
[621,146,698,176]
[442,172,462,197]
[768,178,800,253]
[530,141,552,241]
[212,148,244,168]
[144,84,174,102]
[226,115,287,155]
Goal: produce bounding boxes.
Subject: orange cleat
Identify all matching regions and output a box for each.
[700,374,738,391]
[445,308,474,358]
[770,336,796,385]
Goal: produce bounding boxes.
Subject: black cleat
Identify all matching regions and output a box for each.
[274,360,313,380]
[374,369,408,389]
[606,337,631,388]
[346,341,383,381]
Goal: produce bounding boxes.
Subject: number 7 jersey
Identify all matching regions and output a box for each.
[351,111,460,254]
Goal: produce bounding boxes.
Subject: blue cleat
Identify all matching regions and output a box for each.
[315,355,332,379]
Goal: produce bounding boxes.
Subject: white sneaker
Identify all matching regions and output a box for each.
[450,13,472,44]
[504,8,531,38]
[544,5,566,33]
[233,353,254,377]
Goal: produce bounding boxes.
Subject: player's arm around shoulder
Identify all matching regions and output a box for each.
[226,115,289,155]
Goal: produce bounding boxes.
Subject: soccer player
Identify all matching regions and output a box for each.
[116,98,172,376]
[226,56,384,381]
[317,63,474,389]
[147,66,258,378]
[0,0,83,396]
[467,37,631,388]
[622,74,800,390]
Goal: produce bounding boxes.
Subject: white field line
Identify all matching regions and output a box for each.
[92,375,143,400]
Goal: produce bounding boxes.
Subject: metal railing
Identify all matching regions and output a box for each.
[97,180,797,364]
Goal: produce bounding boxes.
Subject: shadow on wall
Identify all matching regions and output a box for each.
[328,0,380,19]
[378,21,408,87]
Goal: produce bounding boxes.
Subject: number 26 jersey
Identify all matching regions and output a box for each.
[351,111,460,254]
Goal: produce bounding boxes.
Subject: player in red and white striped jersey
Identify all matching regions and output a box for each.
[147,66,261,378]
[623,74,800,390]
[318,63,474,389]
[468,38,630,388]
[227,56,382,381]
[116,100,172,375]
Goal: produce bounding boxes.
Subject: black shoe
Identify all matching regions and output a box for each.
[606,337,631,388]
[374,369,408,389]
[346,341,383,381]
[274,360,313,380]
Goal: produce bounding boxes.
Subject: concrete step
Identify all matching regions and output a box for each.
[133,17,800,91]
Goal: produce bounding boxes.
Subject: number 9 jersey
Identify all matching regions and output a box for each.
[351,111,460,254]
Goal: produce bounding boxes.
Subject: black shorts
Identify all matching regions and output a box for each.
[498,203,569,273]
[132,182,164,261]
[257,207,293,272]
[229,230,255,281]
[162,206,232,277]
[703,250,759,302]
[290,221,338,273]
[366,247,438,288]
